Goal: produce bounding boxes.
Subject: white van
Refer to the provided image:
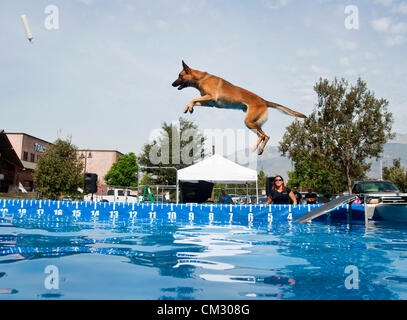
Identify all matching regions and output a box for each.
[84,188,139,203]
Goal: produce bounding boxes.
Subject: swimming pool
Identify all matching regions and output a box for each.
[1,200,407,300]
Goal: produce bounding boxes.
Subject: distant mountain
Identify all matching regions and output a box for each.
[368,143,407,178]
[228,133,407,180]
[226,146,292,180]
[390,133,407,144]
[255,147,292,180]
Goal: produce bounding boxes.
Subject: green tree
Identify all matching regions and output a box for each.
[33,139,83,199]
[138,117,206,185]
[139,172,155,186]
[257,170,266,189]
[104,152,139,187]
[382,158,407,191]
[287,157,344,194]
[280,78,394,194]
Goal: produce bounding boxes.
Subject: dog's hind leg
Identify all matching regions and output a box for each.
[258,129,270,155]
[244,107,270,155]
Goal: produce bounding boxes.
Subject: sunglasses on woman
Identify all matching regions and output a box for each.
[275,179,283,182]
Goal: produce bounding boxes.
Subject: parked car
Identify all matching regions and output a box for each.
[351,180,405,205]
[351,180,407,221]
[329,191,350,201]
[236,196,257,204]
[258,196,269,204]
[84,188,139,203]
[230,195,240,203]
[316,194,330,204]
[352,180,400,195]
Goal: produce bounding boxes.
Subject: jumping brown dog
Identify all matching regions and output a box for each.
[172,61,306,155]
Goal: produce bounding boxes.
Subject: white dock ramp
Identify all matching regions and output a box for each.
[294,195,358,224]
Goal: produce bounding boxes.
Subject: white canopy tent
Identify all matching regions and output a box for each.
[177,154,258,203]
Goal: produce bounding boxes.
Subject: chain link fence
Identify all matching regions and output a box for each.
[91,184,267,204]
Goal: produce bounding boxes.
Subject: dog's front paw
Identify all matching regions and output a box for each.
[184,103,194,114]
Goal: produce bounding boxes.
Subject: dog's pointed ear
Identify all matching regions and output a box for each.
[182,60,191,74]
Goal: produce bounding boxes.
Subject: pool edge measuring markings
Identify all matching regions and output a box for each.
[0,199,364,225]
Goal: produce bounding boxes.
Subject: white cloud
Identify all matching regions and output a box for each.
[385,35,407,46]
[372,17,392,32]
[340,57,351,67]
[280,65,297,73]
[310,65,329,74]
[155,20,169,30]
[132,23,145,33]
[345,69,358,76]
[372,18,407,34]
[364,52,381,60]
[372,17,407,46]
[336,39,358,51]
[374,0,394,6]
[390,22,407,34]
[373,0,407,16]
[399,2,407,14]
[297,48,320,57]
[77,0,94,5]
[261,0,290,9]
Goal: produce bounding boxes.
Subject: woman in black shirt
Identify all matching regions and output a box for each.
[266,175,297,205]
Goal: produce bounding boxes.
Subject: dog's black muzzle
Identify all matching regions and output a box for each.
[172,79,187,90]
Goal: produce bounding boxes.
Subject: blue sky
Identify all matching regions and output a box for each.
[1,0,407,156]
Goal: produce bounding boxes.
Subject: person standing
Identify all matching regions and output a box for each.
[217,187,233,204]
[266,176,297,205]
[304,188,318,204]
[292,186,303,205]
[335,191,344,199]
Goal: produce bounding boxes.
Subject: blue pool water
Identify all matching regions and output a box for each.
[1,203,407,300]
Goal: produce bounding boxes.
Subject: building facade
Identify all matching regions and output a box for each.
[0,131,24,192]
[5,132,124,192]
[6,133,53,192]
[77,150,123,187]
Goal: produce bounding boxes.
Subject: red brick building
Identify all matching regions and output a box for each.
[77,150,123,187]
[5,132,124,192]
[0,130,24,192]
[6,133,53,192]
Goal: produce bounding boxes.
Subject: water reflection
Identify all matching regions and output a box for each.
[159,287,198,300]
[0,272,18,295]
[1,215,406,299]
[173,226,253,270]
[271,221,401,299]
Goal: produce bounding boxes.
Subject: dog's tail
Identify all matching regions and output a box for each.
[266,101,307,119]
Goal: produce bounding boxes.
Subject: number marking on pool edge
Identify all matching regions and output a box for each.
[18,209,26,217]
[168,212,176,220]
[73,210,81,218]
